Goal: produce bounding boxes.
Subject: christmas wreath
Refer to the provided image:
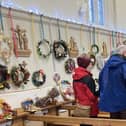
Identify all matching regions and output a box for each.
[53,40,68,59]
[64,58,75,73]
[123,40,126,45]
[0,65,10,90]
[37,40,51,58]
[32,69,46,87]
[90,54,96,66]
[11,61,30,87]
[91,44,99,55]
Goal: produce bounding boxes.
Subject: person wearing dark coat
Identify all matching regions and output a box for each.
[99,45,126,119]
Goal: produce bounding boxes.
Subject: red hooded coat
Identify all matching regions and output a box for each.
[72,67,99,116]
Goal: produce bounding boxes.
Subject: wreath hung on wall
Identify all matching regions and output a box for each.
[64,58,75,73]
[32,69,46,87]
[123,40,126,45]
[91,44,99,55]
[0,65,10,90]
[90,54,96,66]
[10,61,30,87]
[37,40,51,58]
[53,40,68,59]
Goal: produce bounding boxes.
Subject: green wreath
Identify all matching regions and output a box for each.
[91,44,99,55]
[32,70,46,87]
[37,39,51,58]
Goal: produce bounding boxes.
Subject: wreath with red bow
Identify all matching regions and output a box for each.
[11,61,30,87]
[32,69,46,87]
[64,58,75,73]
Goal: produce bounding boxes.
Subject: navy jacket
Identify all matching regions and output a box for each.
[99,54,126,112]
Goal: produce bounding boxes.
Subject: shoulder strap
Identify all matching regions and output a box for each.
[73,75,90,83]
[73,75,99,96]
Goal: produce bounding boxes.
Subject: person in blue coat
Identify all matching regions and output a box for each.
[99,45,126,119]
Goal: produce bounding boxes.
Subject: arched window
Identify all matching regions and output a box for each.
[89,0,104,25]
[89,0,94,24]
[98,0,104,25]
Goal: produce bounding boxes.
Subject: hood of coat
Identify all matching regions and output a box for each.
[72,67,92,80]
[105,54,126,68]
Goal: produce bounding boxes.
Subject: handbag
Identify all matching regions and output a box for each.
[72,104,91,117]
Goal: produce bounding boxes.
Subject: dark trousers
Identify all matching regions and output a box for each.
[110,110,126,119]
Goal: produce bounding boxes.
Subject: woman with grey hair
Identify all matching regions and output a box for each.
[111,44,126,56]
[99,44,126,119]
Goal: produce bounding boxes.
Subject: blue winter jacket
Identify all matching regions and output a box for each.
[99,54,126,112]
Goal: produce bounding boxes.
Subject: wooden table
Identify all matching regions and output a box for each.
[26,103,110,126]
[27,103,110,126]
[0,101,74,126]
[27,114,126,126]
[39,100,75,116]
